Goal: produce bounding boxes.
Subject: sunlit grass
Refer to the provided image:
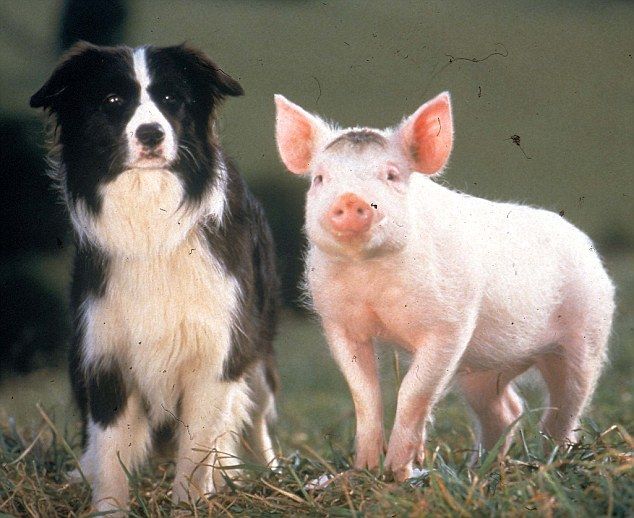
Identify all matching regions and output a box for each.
[1,409,632,516]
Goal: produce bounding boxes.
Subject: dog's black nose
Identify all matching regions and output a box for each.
[135,123,165,148]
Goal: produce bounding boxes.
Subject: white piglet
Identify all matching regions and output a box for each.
[274,92,615,480]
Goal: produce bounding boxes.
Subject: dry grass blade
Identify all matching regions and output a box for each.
[301,443,337,475]
[260,478,307,504]
[35,403,88,486]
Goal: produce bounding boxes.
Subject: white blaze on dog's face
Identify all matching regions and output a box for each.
[274,93,453,258]
[125,48,177,168]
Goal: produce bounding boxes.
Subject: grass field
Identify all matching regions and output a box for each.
[0,253,632,516]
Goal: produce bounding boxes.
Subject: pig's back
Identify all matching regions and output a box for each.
[415,176,614,364]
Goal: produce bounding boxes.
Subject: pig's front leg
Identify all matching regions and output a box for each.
[385,332,466,481]
[324,322,384,470]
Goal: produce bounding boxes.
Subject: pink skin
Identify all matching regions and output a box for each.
[274,93,614,481]
[325,193,373,240]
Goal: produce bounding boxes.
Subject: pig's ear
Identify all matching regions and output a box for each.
[274,94,329,174]
[398,92,453,175]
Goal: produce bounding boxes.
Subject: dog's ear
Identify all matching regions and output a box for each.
[176,44,244,99]
[30,41,98,111]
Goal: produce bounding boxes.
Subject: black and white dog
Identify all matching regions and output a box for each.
[30,42,279,512]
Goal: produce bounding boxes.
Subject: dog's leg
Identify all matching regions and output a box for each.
[82,390,151,515]
[171,377,250,505]
[246,362,278,468]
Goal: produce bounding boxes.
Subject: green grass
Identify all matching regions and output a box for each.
[1,253,633,516]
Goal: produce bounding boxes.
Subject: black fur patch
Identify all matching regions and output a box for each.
[202,159,279,383]
[88,361,127,427]
[152,420,177,456]
[69,243,109,443]
[70,244,109,307]
[68,330,88,446]
[30,43,138,213]
[151,396,181,455]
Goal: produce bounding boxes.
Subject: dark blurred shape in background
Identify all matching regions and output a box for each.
[0,270,68,379]
[0,116,67,256]
[251,182,307,307]
[0,115,70,378]
[60,0,127,51]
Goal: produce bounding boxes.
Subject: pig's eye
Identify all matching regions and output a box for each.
[386,167,401,182]
[313,175,323,186]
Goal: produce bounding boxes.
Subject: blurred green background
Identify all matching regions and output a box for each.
[0,1,632,449]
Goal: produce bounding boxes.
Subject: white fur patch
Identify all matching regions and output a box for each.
[68,154,230,259]
[71,166,228,257]
[206,156,229,226]
[126,47,177,166]
[80,231,238,418]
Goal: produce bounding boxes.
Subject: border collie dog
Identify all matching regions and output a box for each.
[30,43,279,512]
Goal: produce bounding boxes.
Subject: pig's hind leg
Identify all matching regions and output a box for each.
[536,334,606,444]
[458,370,525,462]
[537,268,613,444]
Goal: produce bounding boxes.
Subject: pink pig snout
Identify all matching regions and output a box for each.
[325,193,373,238]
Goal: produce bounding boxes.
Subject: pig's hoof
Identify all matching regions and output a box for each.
[353,456,381,471]
[384,456,414,482]
[416,449,426,465]
[354,448,384,471]
[391,465,414,483]
[354,435,385,471]
[66,469,82,483]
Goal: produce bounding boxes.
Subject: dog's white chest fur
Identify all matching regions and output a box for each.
[80,168,237,417]
[74,167,212,256]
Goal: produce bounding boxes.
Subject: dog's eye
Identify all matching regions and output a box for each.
[313,175,323,186]
[161,94,179,105]
[103,94,124,107]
